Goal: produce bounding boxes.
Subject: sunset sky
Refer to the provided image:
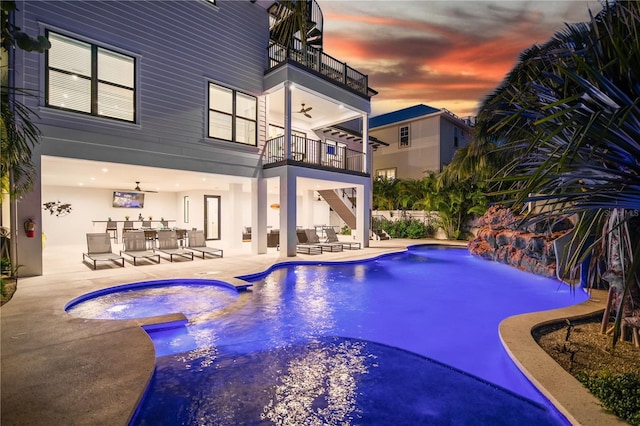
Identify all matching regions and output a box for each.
[318,0,602,117]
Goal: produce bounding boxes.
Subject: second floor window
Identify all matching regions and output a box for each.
[399,125,410,147]
[46,31,135,122]
[209,83,257,146]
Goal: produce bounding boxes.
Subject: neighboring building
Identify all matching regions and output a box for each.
[369,104,474,180]
[6,0,378,276]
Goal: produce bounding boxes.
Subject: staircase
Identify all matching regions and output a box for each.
[268,0,323,49]
[317,189,355,229]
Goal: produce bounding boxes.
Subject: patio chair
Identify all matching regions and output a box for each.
[120,231,161,265]
[155,230,194,262]
[82,232,125,270]
[325,227,361,250]
[303,229,343,252]
[186,230,223,259]
[106,220,118,242]
[123,220,135,233]
[294,230,324,255]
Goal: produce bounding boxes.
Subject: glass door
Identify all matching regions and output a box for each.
[204,195,220,240]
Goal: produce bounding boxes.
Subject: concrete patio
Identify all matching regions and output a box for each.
[0,239,622,425]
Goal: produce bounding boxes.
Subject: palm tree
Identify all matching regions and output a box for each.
[372,176,400,211]
[483,1,640,346]
[1,0,50,197]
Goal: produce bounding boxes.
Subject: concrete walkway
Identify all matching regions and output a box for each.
[0,240,622,425]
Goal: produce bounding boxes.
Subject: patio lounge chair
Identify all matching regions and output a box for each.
[303,229,343,252]
[324,227,361,250]
[83,232,125,270]
[155,230,194,262]
[294,230,325,255]
[186,230,223,259]
[120,231,160,265]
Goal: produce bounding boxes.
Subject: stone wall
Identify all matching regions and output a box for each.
[468,206,573,277]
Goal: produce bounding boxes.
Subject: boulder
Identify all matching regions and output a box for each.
[468,206,574,279]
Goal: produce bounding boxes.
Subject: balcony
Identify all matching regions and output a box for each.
[267,39,370,97]
[263,135,367,176]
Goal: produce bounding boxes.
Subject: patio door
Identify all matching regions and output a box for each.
[204,195,220,240]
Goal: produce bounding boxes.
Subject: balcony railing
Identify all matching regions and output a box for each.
[267,40,369,97]
[263,135,365,174]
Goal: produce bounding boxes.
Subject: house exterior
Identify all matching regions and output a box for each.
[369,104,473,180]
[6,0,377,276]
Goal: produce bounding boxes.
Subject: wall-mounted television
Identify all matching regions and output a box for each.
[113,191,145,208]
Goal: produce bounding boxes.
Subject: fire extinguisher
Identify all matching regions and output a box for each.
[24,218,36,238]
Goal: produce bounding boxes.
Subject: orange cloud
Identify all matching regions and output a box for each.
[320,1,599,117]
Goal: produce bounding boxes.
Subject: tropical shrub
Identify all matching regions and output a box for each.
[375,217,435,239]
[577,372,640,425]
[372,175,488,240]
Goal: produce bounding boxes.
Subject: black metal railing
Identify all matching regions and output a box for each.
[267,40,368,96]
[264,135,365,173]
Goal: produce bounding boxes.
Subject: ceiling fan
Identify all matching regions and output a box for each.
[134,181,158,193]
[295,103,312,118]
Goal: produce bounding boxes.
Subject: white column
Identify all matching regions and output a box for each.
[355,183,370,248]
[251,178,267,254]
[16,154,43,276]
[284,82,292,160]
[279,169,297,257]
[229,183,243,250]
[362,112,369,174]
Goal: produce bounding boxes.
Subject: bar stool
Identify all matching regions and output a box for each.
[106,221,118,242]
[144,229,157,249]
[122,221,135,241]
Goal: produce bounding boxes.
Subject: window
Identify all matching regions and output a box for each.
[46,31,135,122]
[209,83,257,145]
[377,168,396,179]
[399,125,410,147]
[454,128,459,148]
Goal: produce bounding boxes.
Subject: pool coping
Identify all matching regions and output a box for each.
[0,240,626,425]
[499,289,627,426]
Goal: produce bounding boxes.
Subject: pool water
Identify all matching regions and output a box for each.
[66,280,239,320]
[67,246,589,425]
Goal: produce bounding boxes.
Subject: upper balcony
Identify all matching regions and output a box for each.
[266,40,371,98]
[263,135,367,176]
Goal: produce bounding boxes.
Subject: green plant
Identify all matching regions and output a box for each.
[340,225,351,235]
[577,372,640,425]
[375,218,434,239]
[1,256,10,275]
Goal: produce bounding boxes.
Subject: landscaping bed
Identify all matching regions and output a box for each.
[535,317,640,425]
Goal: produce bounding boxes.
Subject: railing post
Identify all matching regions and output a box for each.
[343,63,348,85]
[316,49,322,72]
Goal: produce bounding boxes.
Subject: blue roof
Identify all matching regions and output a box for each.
[370,104,441,129]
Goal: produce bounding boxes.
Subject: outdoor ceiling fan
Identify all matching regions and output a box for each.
[134,181,158,193]
[295,103,312,118]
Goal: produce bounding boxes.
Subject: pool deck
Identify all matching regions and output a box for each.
[0,239,625,425]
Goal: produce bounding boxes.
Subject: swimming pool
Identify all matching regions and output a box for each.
[67,245,589,424]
